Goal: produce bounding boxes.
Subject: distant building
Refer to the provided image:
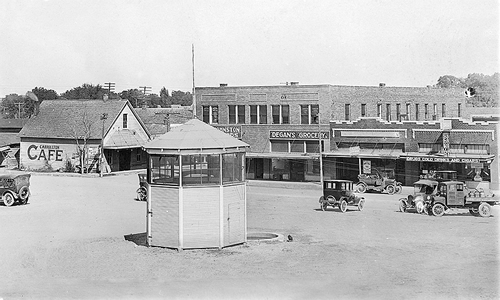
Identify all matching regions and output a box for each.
[195,83,469,182]
[0,118,29,168]
[18,99,151,172]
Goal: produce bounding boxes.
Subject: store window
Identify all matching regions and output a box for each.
[272,105,289,124]
[290,140,305,153]
[203,105,219,124]
[229,105,245,124]
[300,104,319,124]
[386,104,391,121]
[361,104,366,117]
[305,141,321,153]
[271,140,288,152]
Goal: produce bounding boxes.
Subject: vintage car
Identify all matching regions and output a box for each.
[423,181,498,217]
[356,168,402,195]
[319,179,365,212]
[0,171,31,207]
[399,179,438,214]
[136,173,147,201]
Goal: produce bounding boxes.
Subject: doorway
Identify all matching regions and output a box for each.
[118,150,131,171]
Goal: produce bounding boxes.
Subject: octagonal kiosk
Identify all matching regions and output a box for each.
[143,119,249,250]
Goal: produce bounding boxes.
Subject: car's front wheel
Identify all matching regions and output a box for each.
[3,192,15,207]
[18,186,30,205]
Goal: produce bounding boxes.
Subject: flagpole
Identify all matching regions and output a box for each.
[192,44,196,118]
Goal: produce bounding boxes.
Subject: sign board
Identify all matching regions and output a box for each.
[405,156,481,163]
[214,126,242,139]
[362,160,371,174]
[442,132,450,155]
[269,130,329,140]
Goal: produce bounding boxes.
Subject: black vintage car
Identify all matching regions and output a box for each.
[0,171,31,207]
[319,179,365,212]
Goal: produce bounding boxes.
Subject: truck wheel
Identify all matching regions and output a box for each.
[357,199,365,211]
[469,207,480,216]
[395,184,402,194]
[3,192,15,207]
[386,184,395,195]
[431,203,445,217]
[416,201,425,214]
[478,203,491,218]
[356,183,367,193]
[399,199,407,212]
[339,199,348,213]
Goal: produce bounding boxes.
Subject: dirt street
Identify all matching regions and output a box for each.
[0,172,498,299]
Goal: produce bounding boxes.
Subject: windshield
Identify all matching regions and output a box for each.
[414,184,435,194]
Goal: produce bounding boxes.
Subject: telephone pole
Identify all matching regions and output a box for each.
[104,82,115,95]
[14,102,23,118]
[139,86,152,108]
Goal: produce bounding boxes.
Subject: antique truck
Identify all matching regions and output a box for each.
[356,168,402,195]
[401,179,498,217]
[319,179,365,212]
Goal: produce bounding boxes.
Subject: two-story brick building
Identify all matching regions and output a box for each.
[195,83,471,183]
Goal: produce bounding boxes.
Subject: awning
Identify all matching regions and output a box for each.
[322,148,402,159]
[401,152,495,164]
[104,129,149,150]
[246,152,320,160]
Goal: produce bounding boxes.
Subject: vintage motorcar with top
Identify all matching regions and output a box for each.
[399,179,438,214]
[0,171,31,207]
[356,168,402,195]
[319,179,365,212]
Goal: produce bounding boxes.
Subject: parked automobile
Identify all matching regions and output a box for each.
[319,179,365,212]
[136,173,147,201]
[399,179,438,214]
[356,168,402,194]
[0,171,31,207]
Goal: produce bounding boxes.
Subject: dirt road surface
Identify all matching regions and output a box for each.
[0,172,498,299]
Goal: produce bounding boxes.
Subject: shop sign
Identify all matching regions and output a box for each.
[215,125,242,139]
[442,132,450,155]
[405,156,480,163]
[269,130,329,140]
[27,144,64,161]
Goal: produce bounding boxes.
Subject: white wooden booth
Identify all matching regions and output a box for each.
[143,119,249,250]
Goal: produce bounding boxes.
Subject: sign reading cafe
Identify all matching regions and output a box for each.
[27,144,64,161]
[269,130,329,140]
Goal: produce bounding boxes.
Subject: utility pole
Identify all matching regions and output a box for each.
[192,44,196,118]
[104,82,115,95]
[100,113,108,177]
[14,102,23,119]
[139,86,152,108]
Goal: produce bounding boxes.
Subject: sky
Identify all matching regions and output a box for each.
[0,0,498,96]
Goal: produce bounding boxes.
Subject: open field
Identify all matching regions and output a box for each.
[0,172,498,299]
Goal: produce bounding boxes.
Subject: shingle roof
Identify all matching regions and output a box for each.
[0,118,29,129]
[144,118,249,150]
[0,133,21,147]
[134,107,193,137]
[19,99,131,139]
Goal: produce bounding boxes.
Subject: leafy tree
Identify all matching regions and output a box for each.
[147,93,162,108]
[61,83,107,100]
[170,90,192,106]
[22,87,60,117]
[119,89,144,107]
[436,73,499,107]
[1,94,25,118]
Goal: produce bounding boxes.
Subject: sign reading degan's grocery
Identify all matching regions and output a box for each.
[269,130,329,140]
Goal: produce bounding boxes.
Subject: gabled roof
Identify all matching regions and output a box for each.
[0,118,29,129]
[144,118,248,151]
[0,133,21,147]
[18,99,148,139]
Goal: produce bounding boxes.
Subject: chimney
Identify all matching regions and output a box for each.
[220,83,228,87]
[379,83,386,87]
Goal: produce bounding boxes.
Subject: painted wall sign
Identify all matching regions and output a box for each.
[269,130,329,140]
[362,160,372,174]
[405,156,481,163]
[27,144,64,161]
[215,125,242,139]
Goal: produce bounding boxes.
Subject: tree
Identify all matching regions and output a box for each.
[1,94,25,118]
[435,73,499,107]
[61,83,107,100]
[71,111,95,174]
[119,89,144,107]
[23,87,60,118]
[160,87,170,107]
[170,90,192,106]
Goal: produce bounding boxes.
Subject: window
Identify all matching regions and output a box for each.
[222,153,244,184]
[290,140,305,153]
[458,103,461,117]
[271,140,288,152]
[377,104,382,118]
[396,104,401,121]
[386,104,391,121]
[300,104,320,124]
[149,155,179,185]
[182,154,220,186]
[424,104,429,120]
[202,105,219,124]
[345,104,350,121]
[306,141,322,153]
[123,113,128,128]
[272,105,289,124]
[361,104,366,117]
[442,103,446,117]
[466,144,489,154]
[433,104,438,120]
[250,105,266,124]
[405,103,411,120]
[419,143,441,153]
[228,105,245,124]
[136,150,141,162]
[415,104,419,121]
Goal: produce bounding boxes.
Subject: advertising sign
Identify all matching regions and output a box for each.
[362,160,371,174]
[405,156,480,163]
[269,130,329,140]
[215,125,242,139]
[27,144,64,161]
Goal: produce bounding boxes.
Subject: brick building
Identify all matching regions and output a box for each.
[195,83,476,183]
